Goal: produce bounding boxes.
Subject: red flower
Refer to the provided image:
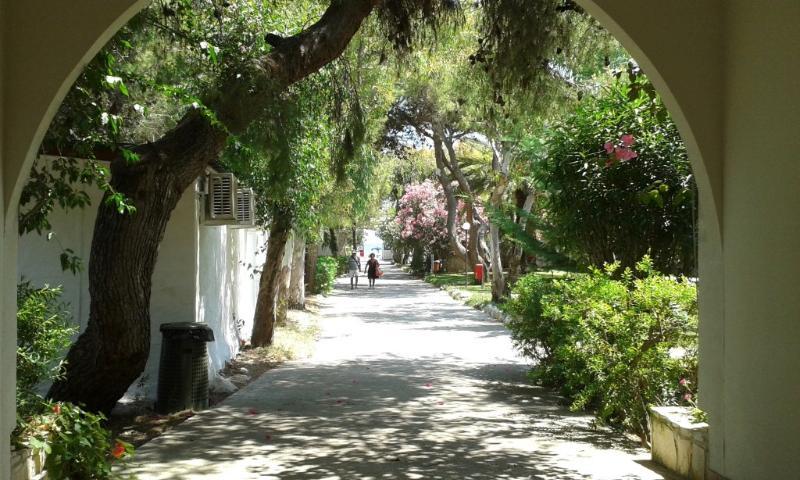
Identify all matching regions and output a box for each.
[111,441,126,459]
[51,404,61,415]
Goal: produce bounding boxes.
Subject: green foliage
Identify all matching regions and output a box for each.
[335,256,351,276]
[504,274,561,361]
[17,402,133,479]
[315,256,340,294]
[506,257,698,441]
[528,75,696,275]
[485,204,573,269]
[16,283,77,419]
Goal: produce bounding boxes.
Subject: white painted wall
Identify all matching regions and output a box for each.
[197,224,266,375]
[17,172,265,401]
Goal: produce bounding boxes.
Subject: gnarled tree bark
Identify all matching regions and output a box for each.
[252,218,292,347]
[288,232,306,309]
[49,0,379,412]
[488,140,512,302]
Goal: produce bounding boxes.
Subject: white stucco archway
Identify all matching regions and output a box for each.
[0,1,149,475]
[2,2,798,478]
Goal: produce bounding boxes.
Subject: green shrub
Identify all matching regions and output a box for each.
[507,257,697,442]
[19,402,133,478]
[528,76,696,275]
[315,256,339,294]
[16,282,77,419]
[335,255,350,275]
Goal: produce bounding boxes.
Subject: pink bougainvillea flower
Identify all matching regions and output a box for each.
[683,393,693,401]
[614,147,639,162]
[679,378,689,387]
[111,441,126,459]
[620,134,635,146]
[52,403,61,415]
[603,142,614,154]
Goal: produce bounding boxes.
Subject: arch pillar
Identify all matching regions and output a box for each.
[0,1,147,475]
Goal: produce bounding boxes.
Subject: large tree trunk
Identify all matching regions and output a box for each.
[288,232,306,309]
[488,141,512,301]
[304,239,318,297]
[441,131,486,267]
[252,219,292,347]
[276,230,295,324]
[508,189,535,278]
[48,112,226,413]
[432,125,467,260]
[49,0,377,411]
[328,227,339,256]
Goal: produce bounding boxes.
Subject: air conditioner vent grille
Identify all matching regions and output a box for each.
[234,188,256,228]
[208,173,237,221]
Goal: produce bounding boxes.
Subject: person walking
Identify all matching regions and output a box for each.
[366,253,381,289]
[348,251,361,290]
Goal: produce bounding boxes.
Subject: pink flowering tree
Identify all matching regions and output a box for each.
[394,180,453,257]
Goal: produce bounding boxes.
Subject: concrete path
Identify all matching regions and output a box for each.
[128,264,674,479]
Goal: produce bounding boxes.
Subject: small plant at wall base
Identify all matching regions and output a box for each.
[506,256,698,444]
[17,402,134,479]
[16,282,76,420]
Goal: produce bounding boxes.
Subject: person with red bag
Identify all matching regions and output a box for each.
[366,253,382,289]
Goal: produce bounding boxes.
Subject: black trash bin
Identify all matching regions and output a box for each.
[156,322,215,414]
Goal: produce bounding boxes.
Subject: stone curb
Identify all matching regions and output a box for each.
[436,285,511,324]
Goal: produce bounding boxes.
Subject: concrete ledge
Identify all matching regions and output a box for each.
[11,448,46,480]
[650,406,708,480]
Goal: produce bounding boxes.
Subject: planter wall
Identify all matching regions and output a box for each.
[10,448,46,480]
[650,406,708,480]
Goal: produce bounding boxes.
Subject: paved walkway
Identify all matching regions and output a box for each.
[128,264,674,479]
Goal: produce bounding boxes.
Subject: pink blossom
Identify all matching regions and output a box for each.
[620,134,635,146]
[679,378,688,387]
[603,142,614,154]
[683,393,693,401]
[614,147,638,162]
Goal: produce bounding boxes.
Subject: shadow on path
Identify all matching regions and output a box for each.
[127,264,674,480]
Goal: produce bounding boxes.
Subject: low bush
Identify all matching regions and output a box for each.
[18,402,133,479]
[335,255,350,275]
[506,257,697,442]
[315,256,340,294]
[16,282,77,419]
[15,284,134,477]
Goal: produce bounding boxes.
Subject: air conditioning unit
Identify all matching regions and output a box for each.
[203,172,238,225]
[233,187,256,228]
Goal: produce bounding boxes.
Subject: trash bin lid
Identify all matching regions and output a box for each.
[160,322,215,341]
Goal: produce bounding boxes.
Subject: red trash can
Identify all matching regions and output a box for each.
[473,264,484,283]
